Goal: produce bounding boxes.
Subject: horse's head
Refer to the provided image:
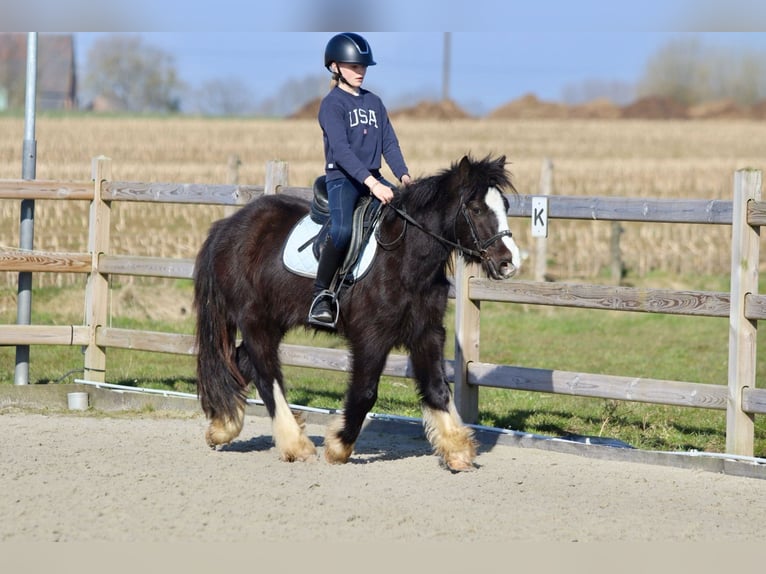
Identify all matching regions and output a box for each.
[453,154,521,280]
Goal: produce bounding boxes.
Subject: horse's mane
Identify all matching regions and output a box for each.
[393,154,515,212]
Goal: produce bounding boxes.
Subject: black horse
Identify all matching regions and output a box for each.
[193,154,520,470]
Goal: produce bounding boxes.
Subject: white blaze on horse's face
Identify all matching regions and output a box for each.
[485,187,521,277]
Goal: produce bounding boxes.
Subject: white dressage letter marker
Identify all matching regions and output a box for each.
[532,197,548,238]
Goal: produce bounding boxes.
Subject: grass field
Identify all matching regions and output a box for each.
[1,274,763,455]
[2,113,766,455]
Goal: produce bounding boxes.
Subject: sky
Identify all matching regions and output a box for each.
[14,0,766,115]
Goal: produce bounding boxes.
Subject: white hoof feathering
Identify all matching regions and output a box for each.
[206,403,245,447]
[422,401,477,471]
[272,382,317,462]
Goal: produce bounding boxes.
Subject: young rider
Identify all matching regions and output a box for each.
[308,32,412,327]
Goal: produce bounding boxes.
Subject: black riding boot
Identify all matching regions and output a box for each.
[308,238,345,327]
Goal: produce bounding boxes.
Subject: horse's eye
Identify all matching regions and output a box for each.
[472,206,482,215]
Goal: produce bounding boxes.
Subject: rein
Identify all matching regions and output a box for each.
[379,201,511,261]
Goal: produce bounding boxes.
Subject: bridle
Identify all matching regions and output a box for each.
[458,202,513,259]
[377,199,512,261]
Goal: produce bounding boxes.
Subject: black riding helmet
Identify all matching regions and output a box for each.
[324,33,376,70]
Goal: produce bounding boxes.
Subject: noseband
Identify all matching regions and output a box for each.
[380,200,512,261]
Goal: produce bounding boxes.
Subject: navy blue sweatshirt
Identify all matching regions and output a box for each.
[318,86,409,184]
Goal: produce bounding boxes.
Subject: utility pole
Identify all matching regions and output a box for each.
[442,32,451,102]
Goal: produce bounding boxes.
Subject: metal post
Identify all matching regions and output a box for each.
[441,32,451,102]
[14,32,38,385]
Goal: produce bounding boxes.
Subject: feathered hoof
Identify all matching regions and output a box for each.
[273,409,318,462]
[423,405,478,472]
[439,433,478,472]
[323,416,354,464]
[205,411,244,447]
[443,450,477,472]
[278,434,318,462]
[324,443,353,464]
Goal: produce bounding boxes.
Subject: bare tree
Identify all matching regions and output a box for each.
[561,78,636,105]
[638,37,707,105]
[561,79,635,106]
[638,37,766,106]
[256,74,326,116]
[82,34,184,112]
[189,77,257,116]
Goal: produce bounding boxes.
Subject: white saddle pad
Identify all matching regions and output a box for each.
[282,214,377,280]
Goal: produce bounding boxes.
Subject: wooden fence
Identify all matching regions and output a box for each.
[1,156,765,457]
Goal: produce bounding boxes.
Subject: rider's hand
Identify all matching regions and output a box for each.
[400,174,412,186]
[371,181,394,204]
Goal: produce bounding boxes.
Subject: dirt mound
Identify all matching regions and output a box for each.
[487,93,570,120]
[687,98,749,119]
[620,95,688,119]
[291,93,762,122]
[487,94,621,120]
[487,94,765,121]
[290,97,472,121]
[568,97,622,119]
[748,99,766,120]
[390,99,472,120]
[288,97,321,120]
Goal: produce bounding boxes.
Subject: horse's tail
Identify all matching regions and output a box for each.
[193,234,248,437]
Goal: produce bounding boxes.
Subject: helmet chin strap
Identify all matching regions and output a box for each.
[332,64,356,91]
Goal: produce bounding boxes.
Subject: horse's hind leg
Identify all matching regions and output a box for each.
[238,337,316,462]
[270,381,316,462]
[411,327,477,471]
[206,401,246,447]
[201,339,246,448]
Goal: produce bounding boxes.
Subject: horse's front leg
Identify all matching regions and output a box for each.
[411,325,477,471]
[324,345,388,464]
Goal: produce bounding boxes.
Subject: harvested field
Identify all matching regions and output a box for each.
[2,115,766,288]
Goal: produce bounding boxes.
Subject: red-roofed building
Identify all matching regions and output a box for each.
[0,33,76,111]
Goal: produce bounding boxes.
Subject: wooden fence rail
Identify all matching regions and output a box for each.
[1,157,765,457]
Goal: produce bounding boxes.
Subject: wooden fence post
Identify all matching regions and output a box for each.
[224,154,241,217]
[610,221,624,285]
[454,255,481,423]
[727,168,762,455]
[264,160,289,194]
[534,158,553,282]
[227,154,241,185]
[83,156,112,382]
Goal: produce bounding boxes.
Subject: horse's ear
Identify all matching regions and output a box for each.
[496,155,507,167]
[458,155,472,179]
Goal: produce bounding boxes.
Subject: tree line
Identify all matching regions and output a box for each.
[4,34,766,116]
[637,37,766,107]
